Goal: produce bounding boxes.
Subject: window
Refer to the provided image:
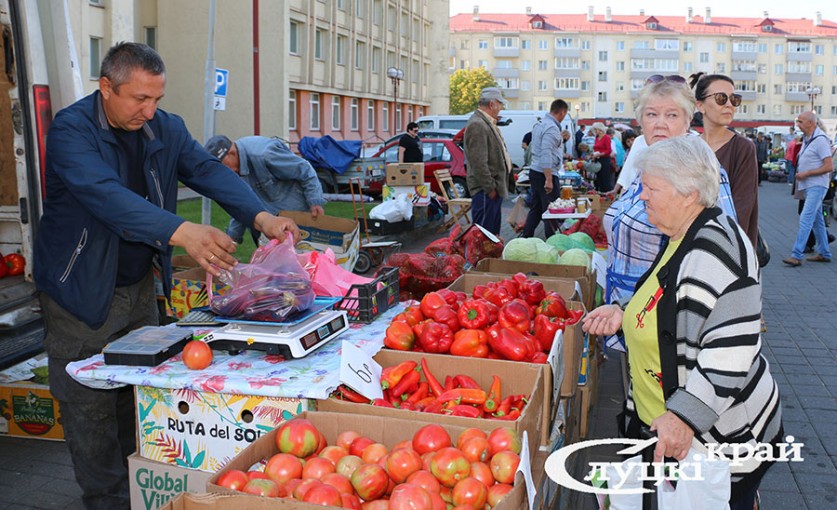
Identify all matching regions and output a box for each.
[538,60,547,70]
[289,22,299,54]
[521,80,530,91]
[732,41,756,52]
[499,78,519,89]
[494,37,518,49]
[538,80,548,91]
[774,64,783,75]
[633,41,649,49]
[790,105,805,115]
[496,60,513,69]
[775,44,783,55]
[757,104,766,114]
[351,99,359,130]
[774,84,782,94]
[758,64,767,74]
[833,86,837,94]
[656,39,679,50]
[537,102,547,111]
[521,60,531,71]
[554,57,579,69]
[683,41,693,52]
[816,44,825,55]
[479,40,488,49]
[144,27,157,50]
[773,104,782,116]
[788,41,811,53]
[355,41,365,69]
[616,41,625,51]
[367,101,375,131]
[289,91,297,130]
[816,64,824,76]
[331,97,341,130]
[387,5,395,30]
[598,71,607,81]
[598,51,608,62]
[336,36,346,65]
[615,102,625,113]
[555,77,580,89]
[581,60,590,70]
[581,41,591,50]
[597,91,607,102]
[372,47,381,72]
[310,93,321,130]
[89,37,102,78]
[395,106,402,133]
[539,40,548,50]
[787,61,811,73]
[699,52,709,63]
[757,43,767,52]
[733,61,756,72]
[337,0,345,10]
[382,103,389,132]
[555,37,576,48]
[739,105,748,114]
[715,63,725,73]
[616,81,625,91]
[478,60,488,68]
[581,81,590,91]
[355,0,364,17]
[683,62,693,72]
[522,40,531,50]
[757,84,766,93]
[315,30,325,60]
[373,0,383,24]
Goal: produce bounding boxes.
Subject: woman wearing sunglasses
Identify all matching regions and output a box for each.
[691,72,759,248]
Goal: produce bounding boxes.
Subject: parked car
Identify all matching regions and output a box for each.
[369,138,469,197]
[361,129,461,158]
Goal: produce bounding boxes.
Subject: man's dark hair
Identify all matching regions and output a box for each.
[550,99,569,114]
[406,122,419,131]
[100,42,165,91]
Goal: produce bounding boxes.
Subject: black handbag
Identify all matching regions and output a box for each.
[757,230,770,268]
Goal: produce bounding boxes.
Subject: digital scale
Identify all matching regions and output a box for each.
[202,309,350,359]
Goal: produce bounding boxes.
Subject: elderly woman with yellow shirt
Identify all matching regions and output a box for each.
[582,136,782,510]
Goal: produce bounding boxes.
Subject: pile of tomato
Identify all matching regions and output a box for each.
[335,358,527,420]
[217,417,521,510]
[385,273,583,362]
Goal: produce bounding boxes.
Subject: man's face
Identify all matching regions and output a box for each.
[408,126,419,138]
[555,109,568,123]
[796,115,815,136]
[100,69,165,131]
[222,143,241,173]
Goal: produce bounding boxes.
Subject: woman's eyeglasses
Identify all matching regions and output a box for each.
[645,74,687,85]
[700,92,743,107]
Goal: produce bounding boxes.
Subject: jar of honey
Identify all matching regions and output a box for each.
[560,186,573,200]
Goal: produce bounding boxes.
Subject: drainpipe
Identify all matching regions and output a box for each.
[253,0,260,135]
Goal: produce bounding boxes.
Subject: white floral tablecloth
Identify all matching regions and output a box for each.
[67,304,403,400]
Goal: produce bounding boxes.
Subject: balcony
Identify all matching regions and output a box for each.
[785,72,812,83]
[630,48,678,59]
[493,67,520,79]
[730,70,757,82]
[554,68,581,78]
[787,52,812,62]
[731,50,758,61]
[494,47,520,58]
[735,91,757,101]
[499,89,519,99]
[785,92,810,102]
[554,88,581,99]
[553,48,581,58]
[630,70,656,81]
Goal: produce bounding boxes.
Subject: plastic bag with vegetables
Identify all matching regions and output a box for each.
[208,237,315,322]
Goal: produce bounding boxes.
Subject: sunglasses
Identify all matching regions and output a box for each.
[645,74,687,85]
[700,92,743,107]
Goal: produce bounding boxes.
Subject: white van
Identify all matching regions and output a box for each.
[416,110,577,169]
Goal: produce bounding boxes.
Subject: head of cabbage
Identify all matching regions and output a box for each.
[560,248,591,270]
[567,232,596,252]
[546,233,575,253]
[502,238,560,264]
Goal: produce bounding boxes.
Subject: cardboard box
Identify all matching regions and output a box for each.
[318,349,544,455]
[129,453,213,510]
[136,386,311,473]
[577,337,599,440]
[0,381,64,440]
[167,267,229,319]
[207,412,528,510]
[385,163,423,186]
[382,183,431,206]
[560,395,582,446]
[280,211,360,272]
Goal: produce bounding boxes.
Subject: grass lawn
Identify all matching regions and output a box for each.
[174,198,380,262]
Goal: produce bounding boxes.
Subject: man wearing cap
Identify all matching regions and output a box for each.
[206,135,326,244]
[463,87,512,234]
[33,42,298,509]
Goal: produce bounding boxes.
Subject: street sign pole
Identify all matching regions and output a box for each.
[201,0,217,225]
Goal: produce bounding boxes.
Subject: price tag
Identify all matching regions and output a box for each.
[516,431,537,510]
[591,252,607,290]
[339,341,383,400]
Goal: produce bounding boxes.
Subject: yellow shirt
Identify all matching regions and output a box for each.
[623,238,682,425]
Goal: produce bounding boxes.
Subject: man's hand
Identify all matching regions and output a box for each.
[254,212,300,244]
[488,189,498,200]
[650,411,695,462]
[169,222,238,277]
[310,205,325,219]
[544,171,553,193]
[581,304,623,336]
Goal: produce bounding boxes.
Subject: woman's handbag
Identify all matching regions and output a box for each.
[756,230,770,268]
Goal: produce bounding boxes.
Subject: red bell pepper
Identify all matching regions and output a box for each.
[416,322,454,354]
[433,305,461,333]
[449,405,482,418]
[450,329,489,358]
[389,369,420,398]
[394,305,424,326]
[412,319,432,339]
[536,291,569,319]
[498,299,532,334]
[487,327,538,362]
[453,374,481,390]
[453,291,468,303]
[483,375,501,413]
[420,291,448,320]
[0,256,7,278]
[530,352,548,364]
[436,288,459,307]
[517,278,546,306]
[566,309,585,325]
[421,357,445,397]
[437,388,487,406]
[533,314,564,352]
[4,253,24,276]
[384,321,416,351]
[457,299,490,330]
[479,299,500,325]
[496,278,519,299]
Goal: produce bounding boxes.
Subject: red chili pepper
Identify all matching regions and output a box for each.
[453,375,481,390]
[494,396,514,417]
[487,327,538,362]
[337,385,370,404]
[389,369,420,398]
[416,322,454,354]
[400,401,415,411]
[483,375,501,413]
[457,299,491,330]
[536,291,569,319]
[444,376,455,391]
[423,400,445,414]
[509,395,528,412]
[372,398,395,408]
[415,396,436,411]
[405,382,429,404]
[450,329,489,358]
[437,388,487,406]
[421,357,445,397]
[533,314,564,352]
[380,361,418,390]
[498,299,532,334]
[449,405,482,418]
[494,409,521,421]
[433,305,461,333]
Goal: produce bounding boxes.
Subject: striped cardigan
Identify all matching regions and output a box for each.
[625,207,783,498]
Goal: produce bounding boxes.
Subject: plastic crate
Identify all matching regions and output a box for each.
[368,218,415,236]
[336,267,400,323]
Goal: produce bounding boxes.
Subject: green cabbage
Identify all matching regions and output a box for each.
[536,242,560,264]
[503,238,559,264]
[561,248,591,270]
[567,232,596,252]
[546,233,575,253]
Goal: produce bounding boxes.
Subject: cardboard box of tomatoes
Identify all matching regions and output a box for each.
[319,350,545,452]
[206,411,529,510]
[128,453,214,510]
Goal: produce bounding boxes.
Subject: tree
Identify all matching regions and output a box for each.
[449,68,497,114]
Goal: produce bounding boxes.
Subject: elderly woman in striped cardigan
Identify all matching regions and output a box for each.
[582,135,782,510]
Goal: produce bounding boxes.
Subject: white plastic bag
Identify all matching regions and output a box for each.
[600,455,644,510]
[656,448,730,510]
[369,193,413,222]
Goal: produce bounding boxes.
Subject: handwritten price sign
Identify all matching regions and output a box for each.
[339,341,383,400]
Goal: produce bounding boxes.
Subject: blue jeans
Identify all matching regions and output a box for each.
[471,191,503,235]
[785,160,795,184]
[792,186,832,260]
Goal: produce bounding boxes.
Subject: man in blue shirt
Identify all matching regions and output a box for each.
[521,99,568,238]
[206,135,327,244]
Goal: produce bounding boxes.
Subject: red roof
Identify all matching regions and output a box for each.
[450,13,837,37]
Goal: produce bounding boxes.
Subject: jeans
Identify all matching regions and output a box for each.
[785,160,795,184]
[792,186,832,260]
[40,272,158,510]
[470,191,503,235]
[522,171,560,238]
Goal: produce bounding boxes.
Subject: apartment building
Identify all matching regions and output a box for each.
[450,7,837,126]
[62,0,450,145]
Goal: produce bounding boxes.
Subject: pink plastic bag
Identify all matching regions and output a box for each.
[208,237,315,321]
[298,249,372,297]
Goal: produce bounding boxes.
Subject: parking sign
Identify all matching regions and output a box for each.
[214,68,228,111]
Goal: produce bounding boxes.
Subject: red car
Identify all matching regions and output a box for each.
[369,138,469,197]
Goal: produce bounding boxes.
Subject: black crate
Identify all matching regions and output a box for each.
[336,267,400,323]
[368,217,415,236]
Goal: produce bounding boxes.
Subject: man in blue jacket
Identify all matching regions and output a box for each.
[33,42,298,509]
[205,135,326,244]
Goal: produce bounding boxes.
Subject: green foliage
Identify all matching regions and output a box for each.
[449,68,497,115]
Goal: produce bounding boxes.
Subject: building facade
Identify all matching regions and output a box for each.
[450,7,837,127]
[63,0,450,146]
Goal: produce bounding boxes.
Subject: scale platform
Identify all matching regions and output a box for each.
[103,326,193,366]
[203,309,349,359]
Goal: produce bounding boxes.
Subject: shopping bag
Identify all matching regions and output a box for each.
[656,448,730,510]
[298,249,372,297]
[508,195,528,232]
[369,193,413,221]
[591,455,644,510]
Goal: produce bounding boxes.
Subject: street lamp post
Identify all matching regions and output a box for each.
[387,67,404,135]
[806,86,821,112]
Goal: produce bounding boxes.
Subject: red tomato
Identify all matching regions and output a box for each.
[360,443,389,465]
[246,470,270,481]
[349,463,389,501]
[320,472,355,496]
[341,493,362,510]
[487,483,514,507]
[265,453,303,484]
[429,447,471,488]
[319,445,349,466]
[487,427,522,457]
[469,462,494,488]
[361,500,390,510]
[242,478,281,497]
[489,450,520,484]
[452,477,488,509]
[216,469,248,491]
[303,483,343,506]
[429,490,447,510]
[336,430,361,450]
[385,447,423,483]
[293,478,322,500]
[4,253,24,276]
[456,428,487,451]
[181,340,213,370]
[459,437,490,464]
[302,456,336,480]
[390,483,433,510]
[349,436,375,457]
[276,418,321,458]
[412,424,452,455]
[407,469,442,494]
